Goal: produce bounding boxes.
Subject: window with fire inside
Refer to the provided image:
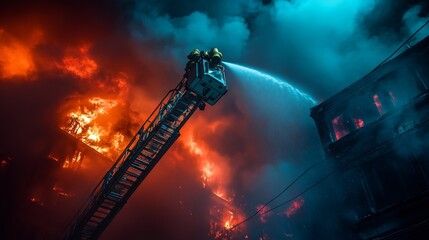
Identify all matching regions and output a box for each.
[328,66,427,142]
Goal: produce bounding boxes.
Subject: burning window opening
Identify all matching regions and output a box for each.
[373,94,384,115]
[331,114,351,141]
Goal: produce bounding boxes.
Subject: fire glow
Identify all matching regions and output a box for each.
[184,132,246,237]
[61,96,125,159]
[0,29,41,79]
[256,205,273,223]
[60,44,98,79]
[285,197,305,218]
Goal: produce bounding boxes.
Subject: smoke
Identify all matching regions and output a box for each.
[1,0,428,239]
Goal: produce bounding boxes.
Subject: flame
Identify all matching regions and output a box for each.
[331,115,349,140]
[224,210,234,230]
[201,161,214,188]
[182,128,247,237]
[60,44,98,79]
[353,118,365,128]
[373,94,384,115]
[213,189,233,203]
[0,29,41,79]
[285,197,304,218]
[61,96,126,159]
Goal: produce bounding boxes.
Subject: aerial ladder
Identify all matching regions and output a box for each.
[65,48,227,239]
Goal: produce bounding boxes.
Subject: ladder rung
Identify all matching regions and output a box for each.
[107,194,121,201]
[91,215,104,220]
[136,157,150,165]
[159,125,174,134]
[87,221,99,226]
[118,179,134,187]
[154,133,168,142]
[144,146,158,153]
[138,152,152,160]
[109,191,122,197]
[97,208,111,214]
[125,171,140,178]
[131,163,145,171]
[152,138,164,145]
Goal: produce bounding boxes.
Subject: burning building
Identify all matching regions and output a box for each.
[310,36,429,239]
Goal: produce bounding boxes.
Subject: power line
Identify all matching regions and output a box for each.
[222,16,429,240]
[224,169,336,239]
[260,169,336,215]
[372,19,429,72]
[228,160,326,231]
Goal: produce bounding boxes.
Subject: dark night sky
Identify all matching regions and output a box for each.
[0,0,428,239]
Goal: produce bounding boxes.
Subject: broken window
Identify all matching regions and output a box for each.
[372,68,422,116]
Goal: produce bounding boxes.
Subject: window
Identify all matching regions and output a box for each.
[331,114,354,141]
[373,68,422,116]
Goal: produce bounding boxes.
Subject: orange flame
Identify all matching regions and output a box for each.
[61,96,126,159]
[224,210,235,230]
[183,129,247,237]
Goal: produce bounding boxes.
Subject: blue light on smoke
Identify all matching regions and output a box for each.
[223,62,317,105]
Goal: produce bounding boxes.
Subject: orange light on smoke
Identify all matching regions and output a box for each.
[61,44,98,79]
[0,30,37,79]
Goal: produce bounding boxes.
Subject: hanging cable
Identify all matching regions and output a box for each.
[228,160,326,231]
[372,19,429,72]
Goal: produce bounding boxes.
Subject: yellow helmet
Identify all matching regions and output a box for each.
[209,48,222,65]
[187,49,201,61]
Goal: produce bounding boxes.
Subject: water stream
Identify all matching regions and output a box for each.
[223,62,317,105]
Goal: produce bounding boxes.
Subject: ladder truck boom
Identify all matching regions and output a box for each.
[65,48,227,239]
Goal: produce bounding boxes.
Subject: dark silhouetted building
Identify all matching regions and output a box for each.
[311,36,429,239]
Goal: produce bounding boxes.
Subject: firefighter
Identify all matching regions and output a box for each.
[185,49,201,70]
[209,47,222,67]
[184,49,201,78]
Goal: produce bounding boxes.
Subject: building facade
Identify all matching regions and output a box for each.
[311,36,429,239]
